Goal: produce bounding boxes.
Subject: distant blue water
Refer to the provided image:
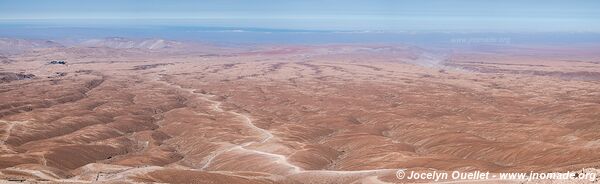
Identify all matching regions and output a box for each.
[1,21,600,45]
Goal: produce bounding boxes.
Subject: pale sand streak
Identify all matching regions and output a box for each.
[0,120,28,152]
[155,73,397,177]
[0,120,20,142]
[155,74,298,173]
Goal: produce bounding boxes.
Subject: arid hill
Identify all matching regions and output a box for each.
[0,42,599,183]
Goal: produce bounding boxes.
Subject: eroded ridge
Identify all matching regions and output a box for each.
[156,74,301,174]
[1,44,600,183]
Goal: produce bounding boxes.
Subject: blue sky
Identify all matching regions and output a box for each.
[1,0,599,32]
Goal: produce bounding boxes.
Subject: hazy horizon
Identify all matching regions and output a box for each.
[1,0,599,32]
[2,1,600,183]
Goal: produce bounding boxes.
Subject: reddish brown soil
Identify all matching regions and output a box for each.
[0,44,599,183]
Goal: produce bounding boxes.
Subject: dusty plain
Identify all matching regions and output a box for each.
[0,39,599,183]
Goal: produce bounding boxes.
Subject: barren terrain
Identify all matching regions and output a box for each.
[0,40,599,183]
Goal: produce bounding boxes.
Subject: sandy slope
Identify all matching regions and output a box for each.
[0,43,599,183]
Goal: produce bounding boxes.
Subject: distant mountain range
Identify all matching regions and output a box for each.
[0,38,64,54]
[0,37,184,54]
[79,37,182,50]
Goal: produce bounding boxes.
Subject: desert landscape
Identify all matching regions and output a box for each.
[0,37,599,183]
